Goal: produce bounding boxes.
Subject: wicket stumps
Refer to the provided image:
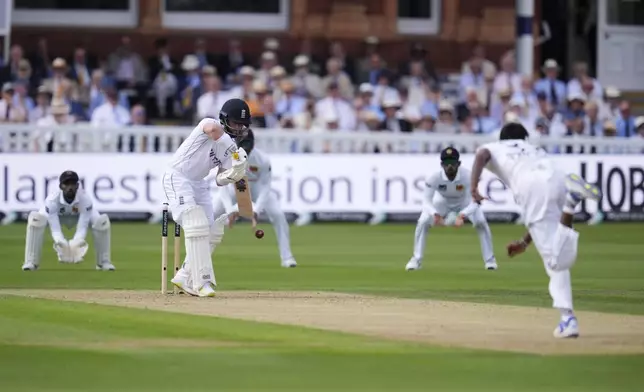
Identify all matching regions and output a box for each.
[161,203,182,294]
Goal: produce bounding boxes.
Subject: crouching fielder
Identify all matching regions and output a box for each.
[406,147,496,271]
[471,123,601,338]
[22,170,114,271]
[209,129,297,268]
[163,98,250,298]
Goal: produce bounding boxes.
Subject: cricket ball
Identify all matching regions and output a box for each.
[255,229,264,239]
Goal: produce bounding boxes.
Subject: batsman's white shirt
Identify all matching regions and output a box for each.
[424,167,478,217]
[163,118,236,224]
[40,189,97,242]
[168,118,236,181]
[477,139,561,225]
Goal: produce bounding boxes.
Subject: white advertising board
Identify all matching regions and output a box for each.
[1,154,642,221]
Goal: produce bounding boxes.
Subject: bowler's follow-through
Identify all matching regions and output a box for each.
[471,122,603,339]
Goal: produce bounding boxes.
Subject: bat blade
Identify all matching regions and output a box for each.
[234,176,254,219]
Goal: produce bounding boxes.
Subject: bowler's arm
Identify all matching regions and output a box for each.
[470,148,492,204]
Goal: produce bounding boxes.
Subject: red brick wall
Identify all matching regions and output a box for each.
[10,0,540,73]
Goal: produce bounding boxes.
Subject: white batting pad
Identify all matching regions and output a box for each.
[24,211,47,268]
[92,214,111,267]
[210,215,226,249]
[182,206,216,290]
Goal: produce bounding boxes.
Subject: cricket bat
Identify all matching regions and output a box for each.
[232,149,253,219]
[234,176,254,218]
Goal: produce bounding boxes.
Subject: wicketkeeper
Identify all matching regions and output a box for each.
[22,170,115,271]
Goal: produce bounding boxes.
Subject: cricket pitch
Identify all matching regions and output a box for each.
[3,289,643,355]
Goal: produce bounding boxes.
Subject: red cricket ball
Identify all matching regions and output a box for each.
[255,229,264,239]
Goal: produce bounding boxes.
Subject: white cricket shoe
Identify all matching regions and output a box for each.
[281,258,297,268]
[96,263,116,271]
[170,274,199,297]
[485,259,498,270]
[198,283,216,298]
[565,174,602,201]
[553,316,580,339]
[405,258,421,271]
[588,210,604,226]
[22,262,38,271]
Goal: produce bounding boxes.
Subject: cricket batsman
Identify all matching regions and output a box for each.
[406,147,497,271]
[163,98,250,297]
[22,170,114,271]
[210,129,297,268]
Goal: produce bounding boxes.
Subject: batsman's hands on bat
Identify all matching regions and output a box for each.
[229,147,248,181]
[433,214,444,226]
[216,147,248,184]
[507,240,528,257]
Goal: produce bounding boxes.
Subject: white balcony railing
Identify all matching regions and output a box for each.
[1,124,643,154]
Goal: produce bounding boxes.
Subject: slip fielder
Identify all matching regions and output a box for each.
[471,122,602,338]
[406,147,497,271]
[162,98,250,297]
[209,129,297,268]
[22,170,114,271]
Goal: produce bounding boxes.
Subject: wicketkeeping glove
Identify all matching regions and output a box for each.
[69,238,89,263]
[54,239,74,263]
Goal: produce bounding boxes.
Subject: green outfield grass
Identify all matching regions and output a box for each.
[1,222,643,391]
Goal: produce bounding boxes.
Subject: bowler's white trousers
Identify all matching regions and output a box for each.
[519,168,574,311]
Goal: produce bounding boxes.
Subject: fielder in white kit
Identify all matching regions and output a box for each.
[471,122,602,338]
[22,170,114,271]
[162,98,250,297]
[406,147,497,271]
[210,129,297,268]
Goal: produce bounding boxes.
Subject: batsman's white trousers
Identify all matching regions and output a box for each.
[162,170,214,227]
[522,169,575,311]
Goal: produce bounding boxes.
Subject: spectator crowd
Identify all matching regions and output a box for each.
[1,35,643,152]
